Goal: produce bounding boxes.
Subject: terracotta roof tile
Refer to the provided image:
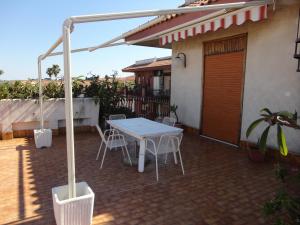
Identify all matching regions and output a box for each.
[182,0,218,7]
[122,57,171,72]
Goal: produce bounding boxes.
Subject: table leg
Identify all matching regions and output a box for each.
[138,139,146,172]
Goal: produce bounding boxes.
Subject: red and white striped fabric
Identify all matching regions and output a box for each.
[159,5,267,46]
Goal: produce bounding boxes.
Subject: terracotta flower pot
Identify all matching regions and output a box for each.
[247,144,266,162]
[175,123,184,129]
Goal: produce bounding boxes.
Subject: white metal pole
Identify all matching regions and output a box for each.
[63,20,76,199]
[38,57,44,129]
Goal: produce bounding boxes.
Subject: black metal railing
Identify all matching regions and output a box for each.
[119,95,170,119]
[128,86,170,97]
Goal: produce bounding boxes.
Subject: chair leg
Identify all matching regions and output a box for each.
[96,141,103,160]
[173,151,178,164]
[124,144,132,166]
[155,155,159,181]
[121,147,126,158]
[178,150,185,175]
[100,146,108,169]
[164,153,168,164]
[171,139,178,164]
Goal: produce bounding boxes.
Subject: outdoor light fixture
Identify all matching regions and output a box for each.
[175,52,186,68]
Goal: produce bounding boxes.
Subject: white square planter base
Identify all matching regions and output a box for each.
[52,182,95,225]
[34,129,52,149]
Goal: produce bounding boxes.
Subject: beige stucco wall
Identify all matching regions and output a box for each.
[171,1,300,153]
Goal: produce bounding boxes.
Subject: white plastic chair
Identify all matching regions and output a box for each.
[109,114,126,120]
[162,117,176,127]
[145,133,184,181]
[95,124,132,169]
[109,114,138,154]
[108,114,126,131]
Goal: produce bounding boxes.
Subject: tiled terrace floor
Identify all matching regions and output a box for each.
[0,133,279,225]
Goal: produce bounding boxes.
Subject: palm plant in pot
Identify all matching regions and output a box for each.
[246,108,300,162]
[170,104,183,128]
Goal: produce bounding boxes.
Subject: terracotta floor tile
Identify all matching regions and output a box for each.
[0,133,278,225]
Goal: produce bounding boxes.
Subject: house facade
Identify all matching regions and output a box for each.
[122,57,171,97]
[122,0,300,153]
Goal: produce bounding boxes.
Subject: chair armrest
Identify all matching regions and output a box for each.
[103,129,111,137]
[169,135,180,144]
[145,138,157,151]
[107,134,126,142]
[104,129,119,136]
[158,134,182,150]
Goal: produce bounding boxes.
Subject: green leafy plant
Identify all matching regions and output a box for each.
[0,70,4,76]
[263,164,300,225]
[6,81,39,99]
[43,81,64,98]
[170,104,179,123]
[85,72,126,127]
[0,82,10,99]
[72,76,85,97]
[246,108,300,156]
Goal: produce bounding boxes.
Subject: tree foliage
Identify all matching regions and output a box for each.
[0,81,39,99]
[72,76,85,97]
[43,81,64,98]
[46,64,61,80]
[85,72,128,126]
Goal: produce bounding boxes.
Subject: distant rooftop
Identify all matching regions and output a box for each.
[122,56,171,73]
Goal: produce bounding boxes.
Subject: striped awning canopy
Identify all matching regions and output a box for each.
[159,5,267,46]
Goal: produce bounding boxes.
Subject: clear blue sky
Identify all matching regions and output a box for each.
[0,0,183,80]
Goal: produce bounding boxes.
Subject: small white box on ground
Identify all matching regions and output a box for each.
[52,182,95,225]
[34,129,52,148]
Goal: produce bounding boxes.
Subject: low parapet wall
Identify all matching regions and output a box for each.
[0,98,99,139]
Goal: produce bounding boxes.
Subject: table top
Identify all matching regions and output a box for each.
[107,118,183,139]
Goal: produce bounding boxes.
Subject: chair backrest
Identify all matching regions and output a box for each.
[96,124,106,142]
[162,117,176,127]
[155,116,163,123]
[157,133,183,154]
[109,114,126,120]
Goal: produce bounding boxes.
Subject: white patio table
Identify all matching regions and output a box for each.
[106,118,183,172]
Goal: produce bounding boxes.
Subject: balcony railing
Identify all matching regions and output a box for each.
[119,95,170,120]
[127,86,170,97]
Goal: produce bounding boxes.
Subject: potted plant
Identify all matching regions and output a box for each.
[246,108,300,162]
[246,139,265,162]
[170,104,183,128]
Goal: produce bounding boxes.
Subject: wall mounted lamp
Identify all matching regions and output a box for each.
[175,52,186,68]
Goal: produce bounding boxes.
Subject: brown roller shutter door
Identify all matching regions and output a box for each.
[202,35,246,145]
